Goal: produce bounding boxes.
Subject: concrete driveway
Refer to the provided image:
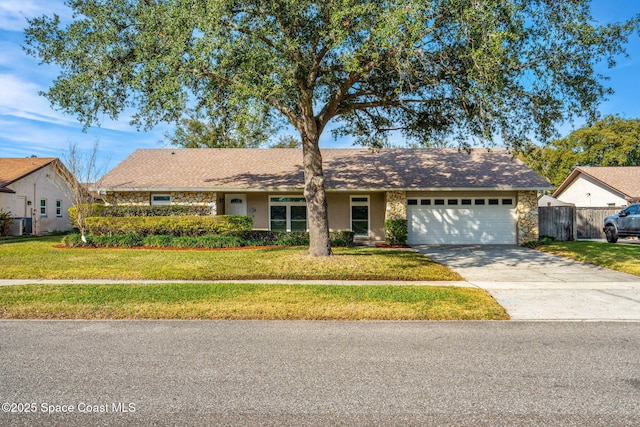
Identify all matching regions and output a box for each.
[414,245,640,321]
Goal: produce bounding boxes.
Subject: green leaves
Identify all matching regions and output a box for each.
[519,115,640,186]
[24,0,640,147]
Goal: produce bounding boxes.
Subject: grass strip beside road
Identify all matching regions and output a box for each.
[538,241,640,277]
[0,283,508,320]
[0,237,462,281]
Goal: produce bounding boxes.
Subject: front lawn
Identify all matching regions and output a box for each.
[0,283,508,320]
[537,240,640,277]
[0,236,462,281]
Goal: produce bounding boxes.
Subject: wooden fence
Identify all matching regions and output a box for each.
[538,206,575,241]
[538,206,621,240]
[576,207,619,239]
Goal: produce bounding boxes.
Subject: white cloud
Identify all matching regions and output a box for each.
[0,73,74,125]
[0,0,72,32]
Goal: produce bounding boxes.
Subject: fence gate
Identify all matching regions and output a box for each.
[538,206,575,241]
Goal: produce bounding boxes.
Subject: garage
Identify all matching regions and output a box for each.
[407,197,517,245]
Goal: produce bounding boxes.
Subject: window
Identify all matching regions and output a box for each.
[56,200,62,217]
[447,199,458,205]
[40,199,47,217]
[420,199,431,205]
[488,199,500,205]
[475,199,485,205]
[461,199,472,205]
[502,199,513,205]
[350,196,369,237]
[434,199,445,205]
[151,194,171,206]
[269,196,307,232]
[407,199,418,206]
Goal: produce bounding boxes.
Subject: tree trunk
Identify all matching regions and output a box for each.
[301,129,332,257]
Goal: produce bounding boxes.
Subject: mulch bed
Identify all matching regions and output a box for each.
[375,243,411,248]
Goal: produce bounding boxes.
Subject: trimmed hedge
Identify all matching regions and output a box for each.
[84,215,253,237]
[68,204,107,228]
[102,205,214,217]
[61,230,355,249]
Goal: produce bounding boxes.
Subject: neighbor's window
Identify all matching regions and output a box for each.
[350,196,370,237]
[40,199,47,217]
[56,200,62,217]
[151,194,171,206]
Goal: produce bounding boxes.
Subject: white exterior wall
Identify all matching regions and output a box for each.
[0,164,75,234]
[557,175,628,207]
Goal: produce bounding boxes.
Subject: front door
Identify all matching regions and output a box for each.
[225,194,247,216]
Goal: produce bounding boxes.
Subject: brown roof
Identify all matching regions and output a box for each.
[0,158,56,190]
[99,148,552,191]
[553,166,640,201]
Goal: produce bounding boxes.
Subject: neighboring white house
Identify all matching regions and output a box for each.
[538,195,575,207]
[0,158,77,235]
[553,166,640,208]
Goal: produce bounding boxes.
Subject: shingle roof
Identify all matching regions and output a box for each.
[0,158,56,190]
[553,166,640,200]
[99,148,552,191]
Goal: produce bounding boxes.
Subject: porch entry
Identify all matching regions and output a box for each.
[225,194,247,216]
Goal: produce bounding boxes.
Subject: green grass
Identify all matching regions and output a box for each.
[0,283,508,320]
[0,236,462,281]
[538,240,640,276]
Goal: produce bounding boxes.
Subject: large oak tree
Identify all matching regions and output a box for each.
[25,0,639,256]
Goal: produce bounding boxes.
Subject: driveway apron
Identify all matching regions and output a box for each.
[413,245,640,321]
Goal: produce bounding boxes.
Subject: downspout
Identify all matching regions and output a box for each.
[33,182,37,235]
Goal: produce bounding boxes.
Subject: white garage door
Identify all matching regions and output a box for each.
[407,197,516,245]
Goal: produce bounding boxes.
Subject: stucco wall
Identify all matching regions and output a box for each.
[0,164,74,234]
[556,175,628,207]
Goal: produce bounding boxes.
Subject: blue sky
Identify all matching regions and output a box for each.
[1,1,640,175]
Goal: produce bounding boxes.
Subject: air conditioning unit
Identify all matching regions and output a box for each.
[11,218,23,236]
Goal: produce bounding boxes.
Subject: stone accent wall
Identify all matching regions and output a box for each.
[516,190,539,244]
[104,191,218,215]
[385,191,406,221]
[172,191,217,210]
[104,192,150,206]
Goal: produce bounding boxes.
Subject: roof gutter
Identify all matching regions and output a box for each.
[98,186,553,193]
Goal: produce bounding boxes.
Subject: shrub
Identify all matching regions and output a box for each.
[171,235,244,249]
[142,235,173,248]
[62,233,92,247]
[68,204,106,228]
[330,230,355,247]
[0,209,13,237]
[101,205,213,217]
[385,219,408,245]
[232,230,354,247]
[274,232,309,246]
[61,229,354,249]
[521,236,556,248]
[92,233,143,248]
[85,215,253,237]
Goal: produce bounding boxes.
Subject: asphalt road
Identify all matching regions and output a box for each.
[1,321,639,426]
